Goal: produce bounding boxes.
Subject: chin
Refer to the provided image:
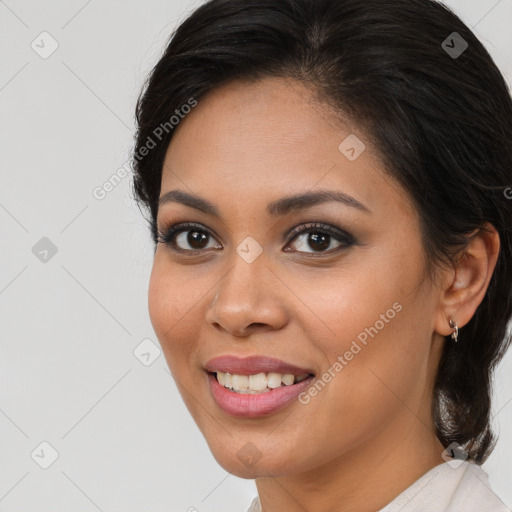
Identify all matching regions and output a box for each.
[206,438,302,479]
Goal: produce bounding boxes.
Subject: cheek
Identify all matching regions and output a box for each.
[147,257,201,366]
[294,249,431,400]
[148,255,199,331]
[147,259,171,340]
[316,276,431,416]
[287,257,408,344]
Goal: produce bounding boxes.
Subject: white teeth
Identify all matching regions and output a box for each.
[215,371,311,393]
[267,372,283,389]
[281,374,294,386]
[232,374,249,389]
[249,373,267,390]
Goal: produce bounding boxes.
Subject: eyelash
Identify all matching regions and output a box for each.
[156,221,355,255]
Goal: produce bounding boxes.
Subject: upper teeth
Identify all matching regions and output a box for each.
[216,371,310,393]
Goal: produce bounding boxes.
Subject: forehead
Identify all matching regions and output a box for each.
[160,77,414,220]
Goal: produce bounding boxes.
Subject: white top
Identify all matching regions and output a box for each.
[246,460,510,512]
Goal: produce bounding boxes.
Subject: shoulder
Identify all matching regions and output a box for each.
[378,460,510,512]
[246,496,261,512]
[245,461,510,512]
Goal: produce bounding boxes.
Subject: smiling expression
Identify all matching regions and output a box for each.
[148,76,446,478]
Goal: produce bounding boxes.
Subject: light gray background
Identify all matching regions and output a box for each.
[1,1,511,511]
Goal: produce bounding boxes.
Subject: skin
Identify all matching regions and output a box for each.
[148,77,500,512]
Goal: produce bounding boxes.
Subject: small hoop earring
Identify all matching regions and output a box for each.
[449,317,459,342]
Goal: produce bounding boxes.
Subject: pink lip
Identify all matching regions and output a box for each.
[204,355,314,376]
[206,372,315,418]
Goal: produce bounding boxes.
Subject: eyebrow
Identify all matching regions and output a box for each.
[158,188,370,217]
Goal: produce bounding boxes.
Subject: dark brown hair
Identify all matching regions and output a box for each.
[131,0,512,463]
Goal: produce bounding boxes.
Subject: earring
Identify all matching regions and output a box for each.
[448,317,459,342]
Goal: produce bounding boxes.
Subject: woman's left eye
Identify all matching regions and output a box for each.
[284,223,355,254]
[157,222,354,254]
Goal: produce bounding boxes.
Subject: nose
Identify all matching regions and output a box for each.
[205,251,289,337]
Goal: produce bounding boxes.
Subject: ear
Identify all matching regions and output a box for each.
[435,222,500,337]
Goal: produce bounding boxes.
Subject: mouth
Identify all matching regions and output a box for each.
[206,370,316,418]
[204,354,316,417]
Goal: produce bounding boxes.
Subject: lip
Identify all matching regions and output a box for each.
[207,372,315,418]
[204,355,315,376]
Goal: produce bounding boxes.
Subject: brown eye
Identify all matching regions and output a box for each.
[285,223,355,254]
[177,230,211,250]
[157,223,222,252]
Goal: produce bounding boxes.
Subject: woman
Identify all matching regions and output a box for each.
[131,0,512,510]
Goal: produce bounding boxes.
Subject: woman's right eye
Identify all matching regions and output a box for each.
[157,222,222,252]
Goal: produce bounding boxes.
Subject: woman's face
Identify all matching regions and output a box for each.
[148,77,446,478]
